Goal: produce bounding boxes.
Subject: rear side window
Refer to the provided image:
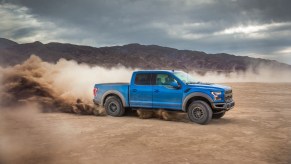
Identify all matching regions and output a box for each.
[134,73,151,85]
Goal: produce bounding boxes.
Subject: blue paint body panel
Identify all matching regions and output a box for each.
[93,70,235,111]
[130,84,153,108]
[152,85,183,109]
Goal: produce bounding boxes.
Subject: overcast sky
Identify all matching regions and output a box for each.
[1,0,291,64]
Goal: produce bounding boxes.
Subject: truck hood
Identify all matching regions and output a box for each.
[187,83,231,91]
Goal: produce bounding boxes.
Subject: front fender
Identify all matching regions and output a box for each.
[182,92,213,111]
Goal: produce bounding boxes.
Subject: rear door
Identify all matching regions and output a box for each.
[152,73,183,110]
[129,73,153,108]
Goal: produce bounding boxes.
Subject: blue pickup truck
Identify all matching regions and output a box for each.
[93,70,234,124]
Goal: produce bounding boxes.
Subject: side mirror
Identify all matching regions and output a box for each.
[170,82,180,88]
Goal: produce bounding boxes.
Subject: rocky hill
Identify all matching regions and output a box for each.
[0,38,290,73]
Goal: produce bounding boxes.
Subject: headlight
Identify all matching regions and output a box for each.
[211,91,222,100]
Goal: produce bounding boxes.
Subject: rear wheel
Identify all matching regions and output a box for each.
[187,100,213,125]
[212,112,225,119]
[104,96,125,117]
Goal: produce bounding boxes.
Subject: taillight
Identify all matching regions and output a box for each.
[93,88,98,97]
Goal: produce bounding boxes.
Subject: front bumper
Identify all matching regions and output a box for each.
[212,101,235,111]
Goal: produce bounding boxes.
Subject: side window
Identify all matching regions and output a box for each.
[134,73,151,85]
[154,74,178,86]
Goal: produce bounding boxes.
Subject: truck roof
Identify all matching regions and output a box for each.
[133,70,183,74]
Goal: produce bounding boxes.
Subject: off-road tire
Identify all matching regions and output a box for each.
[187,100,213,125]
[104,96,125,117]
[212,112,225,119]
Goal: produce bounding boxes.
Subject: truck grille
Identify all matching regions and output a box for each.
[225,89,233,102]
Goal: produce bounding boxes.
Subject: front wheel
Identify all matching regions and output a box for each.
[187,100,213,125]
[104,96,125,117]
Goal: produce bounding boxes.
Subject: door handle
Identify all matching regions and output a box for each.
[132,89,137,92]
[154,89,159,93]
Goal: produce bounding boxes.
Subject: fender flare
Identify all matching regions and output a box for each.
[182,92,213,111]
[101,90,126,107]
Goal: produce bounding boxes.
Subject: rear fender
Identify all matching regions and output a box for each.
[101,90,126,107]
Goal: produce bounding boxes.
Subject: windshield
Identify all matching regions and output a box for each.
[173,72,199,84]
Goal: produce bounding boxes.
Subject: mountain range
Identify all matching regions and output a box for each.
[0,38,290,74]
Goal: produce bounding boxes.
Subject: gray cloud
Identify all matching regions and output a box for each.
[2,0,291,64]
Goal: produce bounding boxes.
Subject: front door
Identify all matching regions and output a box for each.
[130,73,153,108]
[152,73,183,110]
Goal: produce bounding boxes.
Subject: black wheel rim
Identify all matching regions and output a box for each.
[192,107,204,119]
[109,102,118,113]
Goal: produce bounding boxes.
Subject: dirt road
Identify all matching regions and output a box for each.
[0,83,291,164]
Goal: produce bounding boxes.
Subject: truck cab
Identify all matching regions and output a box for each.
[93,70,235,124]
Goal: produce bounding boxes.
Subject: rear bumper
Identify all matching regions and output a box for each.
[212,101,235,111]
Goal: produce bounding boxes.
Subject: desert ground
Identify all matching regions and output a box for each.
[0,83,290,164]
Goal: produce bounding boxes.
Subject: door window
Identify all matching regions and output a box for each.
[152,74,178,86]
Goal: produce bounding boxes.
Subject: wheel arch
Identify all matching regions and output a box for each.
[182,93,213,112]
[101,90,126,107]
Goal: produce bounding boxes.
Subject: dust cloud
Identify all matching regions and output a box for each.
[189,65,291,83]
[0,55,131,115]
